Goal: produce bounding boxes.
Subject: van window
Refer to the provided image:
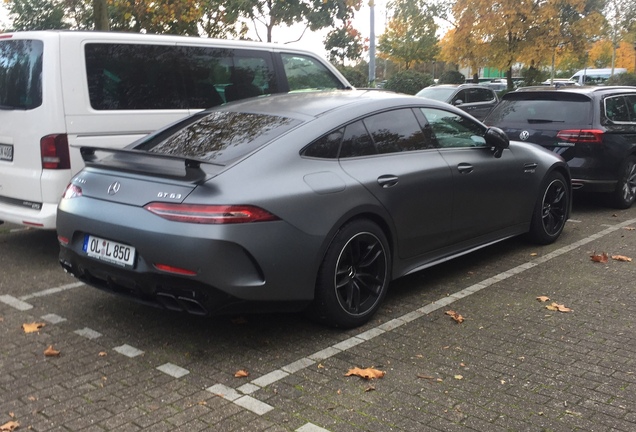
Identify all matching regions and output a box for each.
[85,44,275,110]
[281,53,346,91]
[0,39,43,110]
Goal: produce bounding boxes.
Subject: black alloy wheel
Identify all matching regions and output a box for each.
[613,156,636,209]
[309,220,390,328]
[528,171,569,244]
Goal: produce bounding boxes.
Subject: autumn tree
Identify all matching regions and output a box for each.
[378,0,439,70]
[324,20,366,65]
[441,0,604,89]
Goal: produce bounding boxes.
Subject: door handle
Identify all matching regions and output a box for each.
[457,163,473,174]
[377,175,399,188]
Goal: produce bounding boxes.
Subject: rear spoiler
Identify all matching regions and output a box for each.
[79,146,215,183]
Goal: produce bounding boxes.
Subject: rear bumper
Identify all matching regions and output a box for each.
[0,200,57,229]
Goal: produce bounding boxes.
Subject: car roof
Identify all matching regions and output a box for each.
[511,86,636,96]
[218,89,445,119]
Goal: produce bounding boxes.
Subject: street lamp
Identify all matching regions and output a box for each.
[633,41,636,74]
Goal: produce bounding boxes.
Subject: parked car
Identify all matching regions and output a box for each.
[570,68,627,86]
[484,86,636,208]
[57,90,570,328]
[0,31,351,229]
[416,84,499,120]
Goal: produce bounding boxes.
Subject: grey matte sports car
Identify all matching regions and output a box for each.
[57,90,571,328]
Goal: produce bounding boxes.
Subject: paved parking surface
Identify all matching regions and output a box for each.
[1,196,635,431]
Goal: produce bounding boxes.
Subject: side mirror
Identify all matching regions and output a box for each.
[453,99,463,106]
[485,127,509,158]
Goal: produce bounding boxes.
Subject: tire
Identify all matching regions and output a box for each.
[612,156,636,209]
[307,220,391,328]
[527,171,569,245]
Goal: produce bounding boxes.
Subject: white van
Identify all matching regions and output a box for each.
[569,68,627,85]
[0,31,352,229]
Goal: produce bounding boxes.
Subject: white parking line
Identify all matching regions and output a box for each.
[206,217,636,417]
[19,281,84,301]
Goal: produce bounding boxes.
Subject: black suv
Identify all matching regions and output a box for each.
[416,84,499,120]
[484,86,636,208]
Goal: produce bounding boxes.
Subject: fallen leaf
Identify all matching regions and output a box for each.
[623,227,635,231]
[611,255,632,262]
[27,396,37,402]
[590,252,608,263]
[22,322,45,333]
[530,252,538,256]
[546,302,572,312]
[345,367,386,380]
[44,345,60,357]
[317,363,325,369]
[445,310,464,323]
[98,351,107,357]
[364,385,376,392]
[454,375,464,380]
[417,374,436,380]
[536,296,550,302]
[234,369,249,378]
[0,421,19,431]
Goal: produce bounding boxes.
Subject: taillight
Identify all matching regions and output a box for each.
[62,183,82,199]
[144,203,280,224]
[556,129,603,143]
[40,134,70,169]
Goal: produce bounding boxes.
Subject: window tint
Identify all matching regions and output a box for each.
[605,96,630,122]
[85,44,275,110]
[303,128,344,158]
[281,53,345,91]
[453,89,467,104]
[135,111,300,164]
[469,88,494,103]
[340,121,375,157]
[625,95,636,122]
[363,109,430,153]
[420,108,486,148]
[486,97,591,124]
[0,39,43,110]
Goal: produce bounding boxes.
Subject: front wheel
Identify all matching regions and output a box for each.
[307,220,391,328]
[611,156,636,209]
[527,171,569,245]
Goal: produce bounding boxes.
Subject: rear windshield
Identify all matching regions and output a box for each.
[0,39,43,110]
[135,111,301,164]
[486,93,591,124]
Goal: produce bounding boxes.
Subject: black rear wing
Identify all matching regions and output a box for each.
[79,146,219,183]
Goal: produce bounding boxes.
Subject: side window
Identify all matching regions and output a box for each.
[605,96,630,122]
[420,108,487,148]
[281,53,345,91]
[303,128,344,159]
[625,95,636,122]
[85,43,275,110]
[471,88,494,103]
[453,89,467,104]
[363,109,430,153]
[340,121,376,158]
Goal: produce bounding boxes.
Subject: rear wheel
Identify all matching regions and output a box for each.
[308,220,390,328]
[527,171,569,245]
[612,156,636,209]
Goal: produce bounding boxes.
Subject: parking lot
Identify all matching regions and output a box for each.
[1,195,636,431]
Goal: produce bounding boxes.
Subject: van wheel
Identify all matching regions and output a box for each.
[612,156,636,209]
[527,172,569,245]
[308,220,390,328]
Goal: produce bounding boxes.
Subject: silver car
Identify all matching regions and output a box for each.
[57,90,571,328]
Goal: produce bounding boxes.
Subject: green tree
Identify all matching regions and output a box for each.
[384,69,433,94]
[5,0,69,30]
[245,0,361,43]
[378,0,439,70]
[324,20,366,65]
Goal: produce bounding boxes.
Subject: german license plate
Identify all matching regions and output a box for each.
[0,144,13,161]
[83,235,136,268]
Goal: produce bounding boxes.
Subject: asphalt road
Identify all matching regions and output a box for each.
[1,194,635,431]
